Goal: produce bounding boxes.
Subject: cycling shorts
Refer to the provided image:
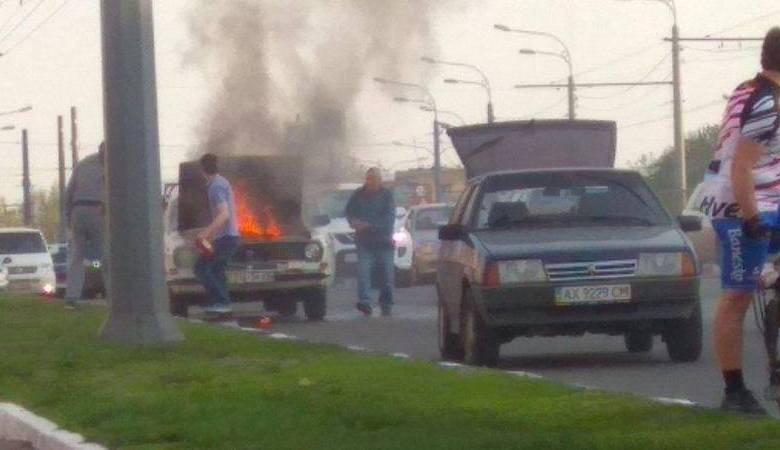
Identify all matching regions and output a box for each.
[713,212,780,292]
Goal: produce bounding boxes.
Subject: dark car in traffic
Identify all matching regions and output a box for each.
[436,168,702,367]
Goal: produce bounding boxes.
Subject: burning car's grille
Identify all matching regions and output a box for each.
[232,242,308,263]
[8,266,37,275]
[545,260,637,281]
[334,233,355,245]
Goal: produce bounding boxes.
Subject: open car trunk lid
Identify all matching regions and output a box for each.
[446,120,617,179]
[177,155,308,239]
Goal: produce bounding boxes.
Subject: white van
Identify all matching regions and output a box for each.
[0,228,56,295]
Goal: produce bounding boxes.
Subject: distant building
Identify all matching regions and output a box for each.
[392,167,465,206]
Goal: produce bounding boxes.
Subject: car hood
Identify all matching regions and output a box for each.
[471,226,689,263]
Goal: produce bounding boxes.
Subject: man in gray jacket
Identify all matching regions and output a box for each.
[64,144,106,307]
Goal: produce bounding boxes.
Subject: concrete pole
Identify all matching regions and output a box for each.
[433,117,442,202]
[98,0,182,344]
[567,75,576,120]
[57,116,66,243]
[70,107,79,166]
[21,129,32,226]
[672,24,686,212]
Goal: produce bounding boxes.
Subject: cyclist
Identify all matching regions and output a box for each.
[695,27,780,415]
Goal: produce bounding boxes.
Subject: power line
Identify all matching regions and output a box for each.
[577,54,670,101]
[618,98,724,130]
[705,9,780,37]
[0,0,47,46]
[0,0,26,37]
[552,41,665,83]
[2,0,70,55]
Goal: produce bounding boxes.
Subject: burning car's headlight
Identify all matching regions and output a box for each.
[637,252,695,277]
[305,242,324,261]
[173,246,199,269]
[485,259,547,286]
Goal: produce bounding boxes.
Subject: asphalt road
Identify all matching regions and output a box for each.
[258,275,779,414]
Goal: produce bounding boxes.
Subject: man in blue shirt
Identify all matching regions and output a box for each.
[345,168,396,317]
[195,153,240,314]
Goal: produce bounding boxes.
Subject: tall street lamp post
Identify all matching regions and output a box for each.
[495,25,576,119]
[518,48,575,119]
[422,56,494,123]
[376,77,443,202]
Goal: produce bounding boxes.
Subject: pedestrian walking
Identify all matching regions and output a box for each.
[64,143,106,308]
[345,167,396,317]
[194,153,240,315]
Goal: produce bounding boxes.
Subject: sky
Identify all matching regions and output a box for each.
[0,0,778,205]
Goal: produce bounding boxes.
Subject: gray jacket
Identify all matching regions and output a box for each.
[65,152,105,220]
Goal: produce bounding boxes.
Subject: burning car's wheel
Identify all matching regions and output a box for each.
[303,287,327,321]
[663,302,702,362]
[169,293,191,318]
[461,288,499,367]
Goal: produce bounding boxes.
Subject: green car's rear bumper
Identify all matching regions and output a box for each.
[472,276,699,328]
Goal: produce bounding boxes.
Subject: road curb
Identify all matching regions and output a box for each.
[0,403,106,450]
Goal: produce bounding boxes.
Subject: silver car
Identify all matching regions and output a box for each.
[405,203,454,285]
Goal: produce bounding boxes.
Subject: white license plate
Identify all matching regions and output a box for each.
[344,253,358,263]
[228,271,274,284]
[555,284,631,305]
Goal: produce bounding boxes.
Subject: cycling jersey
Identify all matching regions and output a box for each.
[696,73,780,219]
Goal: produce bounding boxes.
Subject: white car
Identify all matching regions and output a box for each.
[0,228,57,296]
[0,264,8,291]
[682,183,716,266]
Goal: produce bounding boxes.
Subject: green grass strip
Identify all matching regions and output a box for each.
[0,296,778,449]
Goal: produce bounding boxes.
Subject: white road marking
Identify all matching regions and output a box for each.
[505,370,544,380]
[652,397,698,407]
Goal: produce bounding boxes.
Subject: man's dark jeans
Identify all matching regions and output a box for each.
[357,245,394,308]
[194,236,240,306]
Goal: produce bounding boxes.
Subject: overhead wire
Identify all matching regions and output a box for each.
[0,0,47,46]
[2,0,70,55]
[577,54,670,101]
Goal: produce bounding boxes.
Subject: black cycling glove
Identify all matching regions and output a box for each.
[742,215,771,240]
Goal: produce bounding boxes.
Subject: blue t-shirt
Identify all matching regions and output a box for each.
[207,175,239,238]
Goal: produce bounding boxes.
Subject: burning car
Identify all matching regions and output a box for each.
[164,156,329,319]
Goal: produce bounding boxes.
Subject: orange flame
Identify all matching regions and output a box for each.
[233,184,282,240]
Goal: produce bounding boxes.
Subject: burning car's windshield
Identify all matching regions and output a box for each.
[473,172,669,229]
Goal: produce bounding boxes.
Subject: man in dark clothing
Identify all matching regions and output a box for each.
[345,167,396,317]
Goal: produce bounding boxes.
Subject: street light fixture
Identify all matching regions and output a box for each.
[0,105,32,117]
[375,76,443,201]
[422,56,494,123]
[0,125,15,131]
[495,25,576,119]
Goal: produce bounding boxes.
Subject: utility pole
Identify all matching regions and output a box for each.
[21,129,31,226]
[99,0,182,344]
[57,115,66,243]
[671,24,685,212]
[70,106,79,166]
[567,75,576,120]
[433,118,441,202]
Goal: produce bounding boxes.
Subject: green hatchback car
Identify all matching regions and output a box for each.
[436,168,703,367]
